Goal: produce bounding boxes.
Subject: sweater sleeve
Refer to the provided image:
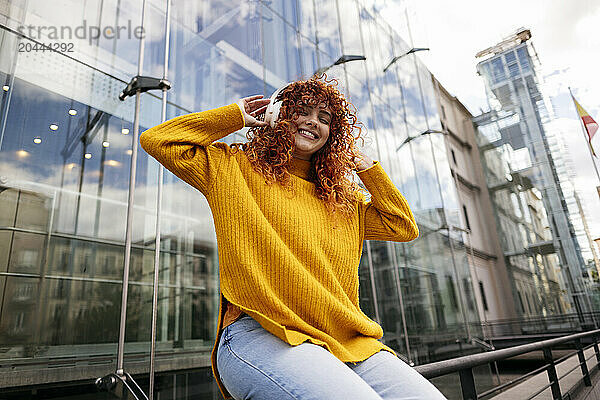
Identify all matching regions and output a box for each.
[139,103,245,195]
[357,161,419,242]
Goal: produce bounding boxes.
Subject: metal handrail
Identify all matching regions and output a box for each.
[477,312,600,325]
[415,328,600,399]
[473,312,600,338]
[416,329,600,378]
[475,312,600,328]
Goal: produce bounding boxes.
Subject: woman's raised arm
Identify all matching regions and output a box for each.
[139,96,269,196]
[357,161,419,243]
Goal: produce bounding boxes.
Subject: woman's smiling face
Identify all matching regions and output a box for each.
[292,103,331,160]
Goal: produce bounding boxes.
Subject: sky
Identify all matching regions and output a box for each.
[377,0,600,249]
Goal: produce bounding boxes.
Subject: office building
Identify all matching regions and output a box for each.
[432,76,518,323]
[473,29,592,318]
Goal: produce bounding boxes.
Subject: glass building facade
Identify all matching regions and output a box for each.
[0,1,482,398]
[474,110,570,317]
[474,31,594,319]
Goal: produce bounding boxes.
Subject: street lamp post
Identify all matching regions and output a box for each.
[396,129,448,151]
[313,54,366,77]
[383,47,430,73]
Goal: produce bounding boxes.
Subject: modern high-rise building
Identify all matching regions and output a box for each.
[0,1,483,398]
[473,28,593,318]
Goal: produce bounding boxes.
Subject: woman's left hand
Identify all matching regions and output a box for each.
[353,150,375,171]
[237,95,271,128]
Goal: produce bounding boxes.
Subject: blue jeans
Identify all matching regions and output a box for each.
[216,314,447,400]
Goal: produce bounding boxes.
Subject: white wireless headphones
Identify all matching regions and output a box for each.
[264,82,293,128]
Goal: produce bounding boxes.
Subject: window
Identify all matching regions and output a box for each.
[517,290,525,313]
[446,275,458,310]
[517,47,530,72]
[382,269,394,296]
[78,281,87,299]
[464,278,474,311]
[479,281,489,311]
[462,205,471,230]
[53,280,66,298]
[505,51,519,77]
[490,58,506,84]
[13,312,25,333]
[19,249,38,268]
[441,104,447,120]
[15,284,33,301]
[60,251,69,271]
[52,305,63,322]
[103,255,116,274]
[525,292,533,314]
[451,149,457,165]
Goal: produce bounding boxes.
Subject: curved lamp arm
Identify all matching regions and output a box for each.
[383,47,430,73]
[313,54,366,77]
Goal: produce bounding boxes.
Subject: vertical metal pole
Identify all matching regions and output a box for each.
[311,0,321,70]
[34,190,57,345]
[334,0,347,90]
[407,12,472,341]
[0,26,20,150]
[149,0,171,398]
[389,242,413,365]
[575,338,592,386]
[543,347,562,400]
[568,88,600,187]
[447,228,472,341]
[294,1,304,79]
[582,279,598,328]
[462,229,501,385]
[365,241,381,324]
[593,335,600,363]
[116,0,147,376]
[258,3,266,96]
[458,368,477,400]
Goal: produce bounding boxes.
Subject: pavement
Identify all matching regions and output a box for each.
[491,347,600,400]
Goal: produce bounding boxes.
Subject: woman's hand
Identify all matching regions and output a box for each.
[237,95,270,128]
[352,149,375,171]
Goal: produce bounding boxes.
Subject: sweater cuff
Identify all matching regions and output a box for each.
[356,161,397,199]
[201,103,245,141]
[233,103,246,129]
[356,160,378,174]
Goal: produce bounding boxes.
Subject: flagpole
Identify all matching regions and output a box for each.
[569,87,600,191]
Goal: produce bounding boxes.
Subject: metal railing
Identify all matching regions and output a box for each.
[473,312,600,339]
[415,328,600,400]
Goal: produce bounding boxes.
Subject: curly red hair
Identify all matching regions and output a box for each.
[231,76,365,216]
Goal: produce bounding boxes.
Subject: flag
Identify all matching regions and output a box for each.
[572,95,598,156]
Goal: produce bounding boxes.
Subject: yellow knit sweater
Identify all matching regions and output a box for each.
[140,103,419,399]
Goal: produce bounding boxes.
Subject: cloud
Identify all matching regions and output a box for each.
[375,0,600,238]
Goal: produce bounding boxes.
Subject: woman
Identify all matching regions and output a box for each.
[140,77,446,400]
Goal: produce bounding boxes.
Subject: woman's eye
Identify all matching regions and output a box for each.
[320,118,330,124]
